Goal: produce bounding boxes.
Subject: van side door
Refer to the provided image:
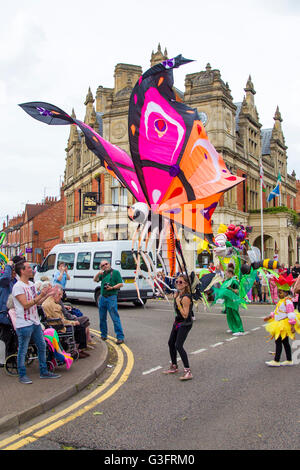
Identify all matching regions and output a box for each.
[73,251,94,301]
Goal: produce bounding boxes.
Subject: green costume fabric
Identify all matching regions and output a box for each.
[225,307,244,333]
[213,276,245,333]
[213,277,246,310]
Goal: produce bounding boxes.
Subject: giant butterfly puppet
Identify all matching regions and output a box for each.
[19,54,245,303]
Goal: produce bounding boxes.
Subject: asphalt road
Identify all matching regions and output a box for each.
[1,299,299,451]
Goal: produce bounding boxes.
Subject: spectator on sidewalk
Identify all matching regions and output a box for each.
[12,261,61,384]
[291,261,300,279]
[53,262,70,300]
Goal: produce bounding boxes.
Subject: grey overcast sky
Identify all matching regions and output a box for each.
[1,0,300,224]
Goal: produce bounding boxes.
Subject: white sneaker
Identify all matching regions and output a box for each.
[232,332,244,336]
[265,360,281,367]
[226,330,232,333]
[280,361,294,366]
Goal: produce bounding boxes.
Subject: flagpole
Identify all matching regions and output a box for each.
[260,178,264,258]
[259,159,264,258]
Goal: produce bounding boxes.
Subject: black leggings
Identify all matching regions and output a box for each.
[168,323,192,368]
[275,336,292,362]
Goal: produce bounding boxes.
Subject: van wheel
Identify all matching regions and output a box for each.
[133,299,147,307]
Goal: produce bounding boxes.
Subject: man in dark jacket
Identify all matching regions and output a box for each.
[291,262,300,279]
[0,256,25,362]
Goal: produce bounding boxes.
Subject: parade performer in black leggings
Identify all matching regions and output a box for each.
[163,274,193,381]
[264,273,300,366]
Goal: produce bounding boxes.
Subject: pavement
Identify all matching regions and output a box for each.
[0,337,108,434]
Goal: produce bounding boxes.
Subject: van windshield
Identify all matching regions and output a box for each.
[39,253,56,272]
[121,251,151,271]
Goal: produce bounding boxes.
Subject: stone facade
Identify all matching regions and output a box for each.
[62,46,298,269]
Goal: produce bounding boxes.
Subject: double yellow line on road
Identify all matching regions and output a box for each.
[0,330,134,450]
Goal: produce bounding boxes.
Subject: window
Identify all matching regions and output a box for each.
[120,251,150,272]
[111,177,128,211]
[57,253,75,270]
[195,250,213,269]
[40,254,56,272]
[120,188,128,211]
[111,178,119,211]
[93,251,112,270]
[76,252,91,270]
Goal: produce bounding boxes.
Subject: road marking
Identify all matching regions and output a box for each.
[0,330,134,451]
[142,321,264,375]
[150,308,266,319]
[191,349,207,355]
[143,366,162,375]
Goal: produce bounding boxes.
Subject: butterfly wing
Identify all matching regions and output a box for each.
[19,101,146,203]
[128,56,244,235]
[129,55,195,207]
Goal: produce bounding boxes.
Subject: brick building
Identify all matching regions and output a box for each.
[2,189,65,263]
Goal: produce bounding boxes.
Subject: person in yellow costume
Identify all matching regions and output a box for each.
[264,273,300,367]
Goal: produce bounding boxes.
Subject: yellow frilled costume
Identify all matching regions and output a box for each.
[265,273,300,340]
[265,297,300,340]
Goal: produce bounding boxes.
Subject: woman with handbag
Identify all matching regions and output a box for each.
[163,274,194,381]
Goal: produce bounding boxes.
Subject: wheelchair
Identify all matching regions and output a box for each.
[2,308,78,376]
[38,307,80,363]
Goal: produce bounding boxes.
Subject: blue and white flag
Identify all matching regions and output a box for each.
[267,172,281,202]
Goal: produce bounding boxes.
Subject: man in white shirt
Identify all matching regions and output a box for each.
[12,261,61,384]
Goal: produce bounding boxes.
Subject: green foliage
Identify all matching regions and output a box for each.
[249,206,299,226]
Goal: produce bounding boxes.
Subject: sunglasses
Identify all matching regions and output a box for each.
[175,280,184,285]
[101,262,109,267]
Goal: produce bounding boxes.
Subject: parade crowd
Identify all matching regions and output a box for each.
[0,254,300,384]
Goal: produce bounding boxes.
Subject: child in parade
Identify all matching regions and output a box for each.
[264,273,300,367]
[214,268,245,336]
[163,274,194,381]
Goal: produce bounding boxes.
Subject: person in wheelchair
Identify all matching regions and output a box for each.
[12,260,61,384]
[42,286,90,359]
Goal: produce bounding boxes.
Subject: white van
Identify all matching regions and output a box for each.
[34,241,155,306]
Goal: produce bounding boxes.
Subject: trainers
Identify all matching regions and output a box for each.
[265,360,281,367]
[19,375,33,384]
[40,371,61,379]
[232,332,244,336]
[116,339,124,345]
[281,360,294,366]
[163,364,179,374]
[179,368,193,381]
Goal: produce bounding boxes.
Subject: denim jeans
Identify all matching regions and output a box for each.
[16,324,48,377]
[99,295,124,340]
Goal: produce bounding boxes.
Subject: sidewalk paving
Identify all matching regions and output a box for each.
[0,339,108,434]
